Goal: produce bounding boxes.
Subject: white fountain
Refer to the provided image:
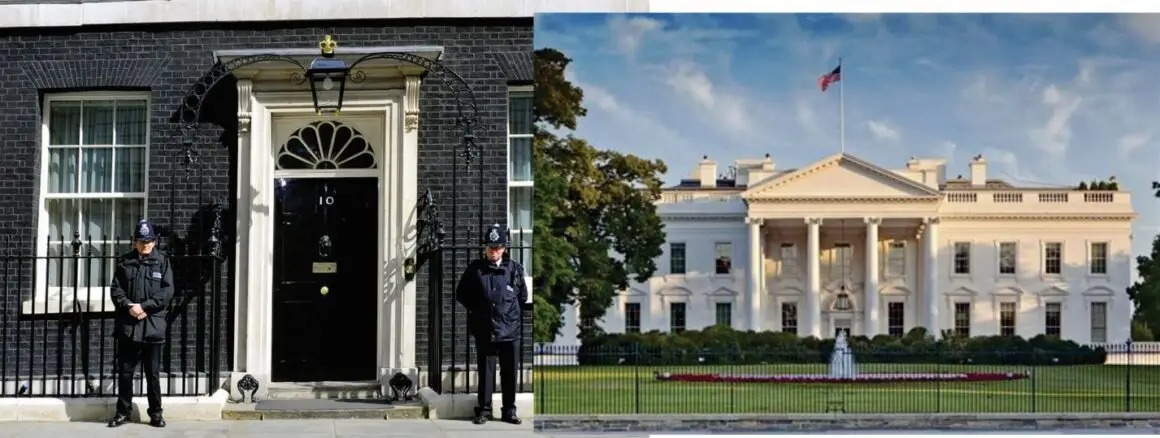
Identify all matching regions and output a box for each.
[828,330,857,379]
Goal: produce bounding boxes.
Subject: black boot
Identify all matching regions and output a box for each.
[149,415,166,428]
[500,413,522,425]
[107,413,130,428]
[472,414,489,425]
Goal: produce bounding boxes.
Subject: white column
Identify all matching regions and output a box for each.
[806,217,822,338]
[746,217,764,331]
[923,217,941,339]
[233,78,252,371]
[863,217,880,337]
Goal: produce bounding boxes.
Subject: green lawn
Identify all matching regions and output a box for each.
[533,363,1160,414]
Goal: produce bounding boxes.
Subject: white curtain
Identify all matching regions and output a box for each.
[45,100,148,288]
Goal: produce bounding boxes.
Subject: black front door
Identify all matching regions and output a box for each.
[272,177,379,382]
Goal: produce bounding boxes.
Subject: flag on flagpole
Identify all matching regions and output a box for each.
[817,64,842,92]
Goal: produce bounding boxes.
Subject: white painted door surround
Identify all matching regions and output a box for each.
[225,48,429,392]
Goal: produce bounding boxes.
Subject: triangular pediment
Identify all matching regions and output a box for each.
[742,153,942,199]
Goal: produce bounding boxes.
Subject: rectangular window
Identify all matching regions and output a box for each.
[953,242,971,274]
[580,315,595,331]
[780,302,798,335]
[33,94,150,314]
[715,302,732,327]
[779,243,797,276]
[1090,242,1108,275]
[953,302,971,337]
[670,242,686,274]
[1045,303,1062,337]
[832,243,852,279]
[998,242,1017,275]
[715,242,732,274]
[1000,302,1017,336]
[507,88,534,277]
[887,302,905,336]
[625,303,641,333]
[670,302,686,333]
[1044,242,1062,275]
[1090,302,1107,343]
[886,241,906,276]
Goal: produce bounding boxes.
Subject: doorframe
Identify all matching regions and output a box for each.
[233,83,420,388]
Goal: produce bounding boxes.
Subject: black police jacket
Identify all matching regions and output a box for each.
[109,249,175,344]
[455,258,528,343]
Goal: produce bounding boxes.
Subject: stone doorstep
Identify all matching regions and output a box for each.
[220,402,426,421]
[0,389,229,422]
[418,387,535,420]
[532,413,1160,432]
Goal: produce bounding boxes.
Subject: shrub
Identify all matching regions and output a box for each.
[576,327,1107,366]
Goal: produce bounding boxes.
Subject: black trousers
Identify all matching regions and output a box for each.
[115,339,163,418]
[475,339,518,417]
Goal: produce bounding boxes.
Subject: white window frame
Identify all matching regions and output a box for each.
[951,241,971,276]
[884,240,906,278]
[951,301,971,338]
[829,242,853,281]
[1089,301,1108,343]
[624,301,642,333]
[1044,302,1063,337]
[669,242,687,275]
[29,91,152,315]
[779,301,799,334]
[506,86,533,303]
[998,301,1018,337]
[1041,241,1063,276]
[997,241,1017,276]
[778,242,798,277]
[669,301,688,333]
[714,241,733,275]
[1087,240,1110,277]
[886,300,906,337]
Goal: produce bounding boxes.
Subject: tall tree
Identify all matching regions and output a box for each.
[1128,235,1160,340]
[531,48,668,342]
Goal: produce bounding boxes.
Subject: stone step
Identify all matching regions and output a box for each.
[222,399,426,420]
[265,381,382,400]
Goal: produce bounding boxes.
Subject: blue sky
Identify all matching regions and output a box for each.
[535,13,1160,264]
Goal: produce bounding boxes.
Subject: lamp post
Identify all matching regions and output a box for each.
[306,35,350,115]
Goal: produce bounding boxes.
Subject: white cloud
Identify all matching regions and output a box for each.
[939,141,958,159]
[1117,14,1160,45]
[1118,132,1151,157]
[608,16,663,56]
[661,61,751,133]
[866,120,900,141]
[1030,84,1081,157]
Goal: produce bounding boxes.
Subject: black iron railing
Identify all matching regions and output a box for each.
[0,236,226,398]
[535,343,1160,415]
[423,244,533,395]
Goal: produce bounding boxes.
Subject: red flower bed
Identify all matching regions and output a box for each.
[654,371,1030,384]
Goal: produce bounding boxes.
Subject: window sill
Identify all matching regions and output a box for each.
[1086,274,1110,281]
[22,297,116,315]
[21,287,115,315]
[950,273,971,279]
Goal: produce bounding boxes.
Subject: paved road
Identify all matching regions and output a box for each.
[2,420,1160,437]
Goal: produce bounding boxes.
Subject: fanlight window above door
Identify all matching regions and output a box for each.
[276,120,378,170]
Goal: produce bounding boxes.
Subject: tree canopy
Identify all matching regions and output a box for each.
[1130,183,1160,341]
[531,48,668,342]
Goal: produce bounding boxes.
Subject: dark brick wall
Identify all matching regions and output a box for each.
[0,18,532,392]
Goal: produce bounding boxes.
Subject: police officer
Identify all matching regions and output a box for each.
[456,224,528,425]
[107,220,174,428]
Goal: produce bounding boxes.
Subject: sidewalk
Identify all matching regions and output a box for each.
[0,419,645,438]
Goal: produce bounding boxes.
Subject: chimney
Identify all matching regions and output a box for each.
[698,155,717,188]
[969,154,986,187]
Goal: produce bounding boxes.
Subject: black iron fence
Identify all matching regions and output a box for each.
[0,235,226,398]
[535,344,1160,414]
[423,244,533,395]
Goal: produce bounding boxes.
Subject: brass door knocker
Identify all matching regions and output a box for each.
[318,235,332,257]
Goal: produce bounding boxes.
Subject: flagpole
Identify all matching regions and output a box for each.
[839,57,845,154]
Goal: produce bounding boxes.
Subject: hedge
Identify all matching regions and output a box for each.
[576,326,1107,366]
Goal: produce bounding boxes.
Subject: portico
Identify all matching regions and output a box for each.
[741,154,943,339]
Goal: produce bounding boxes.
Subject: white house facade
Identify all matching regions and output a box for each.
[555,153,1135,345]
